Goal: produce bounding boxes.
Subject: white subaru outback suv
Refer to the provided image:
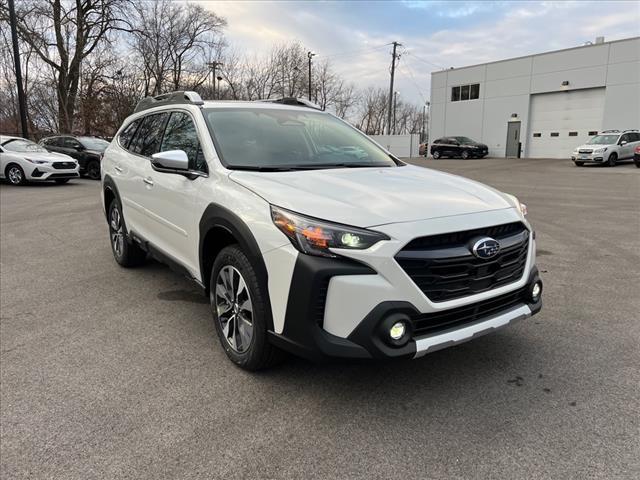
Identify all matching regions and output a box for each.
[101,91,543,370]
[571,129,640,167]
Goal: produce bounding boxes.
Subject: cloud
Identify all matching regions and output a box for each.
[201,1,640,106]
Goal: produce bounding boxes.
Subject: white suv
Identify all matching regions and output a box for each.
[571,130,640,167]
[101,91,543,370]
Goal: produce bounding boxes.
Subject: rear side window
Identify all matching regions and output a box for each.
[119,120,140,149]
[130,113,169,157]
[161,112,206,172]
[63,137,81,148]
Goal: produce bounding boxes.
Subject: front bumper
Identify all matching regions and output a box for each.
[267,255,542,362]
[571,153,605,163]
[27,164,79,181]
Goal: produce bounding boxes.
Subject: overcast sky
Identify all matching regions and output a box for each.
[201,0,640,105]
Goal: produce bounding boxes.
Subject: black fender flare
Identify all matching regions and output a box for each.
[198,203,274,330]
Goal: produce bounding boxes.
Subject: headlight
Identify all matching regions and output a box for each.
[271,206,389,258]
[506,194,527,216]
[593,147,607,154]
[24,157,49,165]
[572,149,578,155]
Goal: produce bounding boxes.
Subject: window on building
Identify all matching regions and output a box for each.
[451,83,480,102]
[470,84,480,100]
[588,131,598,136]
[550,132,559,137]
[568,132,578,136]
[533,133,541,138]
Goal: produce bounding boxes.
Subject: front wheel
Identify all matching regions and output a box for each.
[461,150,470,160]
[607,153,617,167]
[211,245,284,370]
[432,150,441,159]
[86,160,101,180]
[6,164,26,185]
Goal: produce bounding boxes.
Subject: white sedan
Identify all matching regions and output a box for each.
[0,135,79,185]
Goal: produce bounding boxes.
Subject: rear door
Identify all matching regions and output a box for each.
[140,110,207,274]
[618,133,635,159]
[445,138,460,157]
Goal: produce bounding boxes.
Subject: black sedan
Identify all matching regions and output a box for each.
[430,136,488,160]
[39,135,109,179]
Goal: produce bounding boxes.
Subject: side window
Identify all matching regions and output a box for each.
[130,113,169,157]
[619,134,630,144]
[63,137,81,148]
[119,120,140,149]
[631,133,640,142]
[161,112,207,173]
[434,138,443,144]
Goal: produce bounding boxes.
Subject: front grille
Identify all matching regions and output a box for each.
[410,287,527,337]
[53,161,75,169]
[396,222,529,302]
[50,173,79,178]
[578,149,593,154]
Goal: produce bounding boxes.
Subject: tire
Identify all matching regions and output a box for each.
[635,159,640,168]
[432,150,441,159]
[461,150,470,160]
[607,153,617,167]
[108,198,146,267]
[54,179,70,184]
[210,245,284,371]
[574,161,584,167]
[6,164,26,185]
[86,160,101,180]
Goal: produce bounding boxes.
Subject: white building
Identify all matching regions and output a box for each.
[429,36,640,158]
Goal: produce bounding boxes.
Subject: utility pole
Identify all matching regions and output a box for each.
[425,101,430,143]
[207,61,223,99]
[8,0,28,138]
[421,104,426,142]
[387,41,401,135]
[393,91,399,135]
[307,51,315,101]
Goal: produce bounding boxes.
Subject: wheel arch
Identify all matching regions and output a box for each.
[102,175,121,220]
[198,203,274,331]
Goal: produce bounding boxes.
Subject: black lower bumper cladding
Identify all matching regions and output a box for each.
[268,254,543,362]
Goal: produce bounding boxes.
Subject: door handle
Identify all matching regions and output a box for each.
[114,165,123,173]
[143,177,154,186]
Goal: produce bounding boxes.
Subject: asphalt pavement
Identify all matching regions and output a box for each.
[1,157,639,479]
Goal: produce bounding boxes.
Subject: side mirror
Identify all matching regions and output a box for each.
[620,140,628,146]
[75,144,85,151]
[151,150,189,172]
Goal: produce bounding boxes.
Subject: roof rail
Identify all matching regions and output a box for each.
[622,129,639,133]
[256,97,323,111]
[600,129,621,133]
[134,91,204,113]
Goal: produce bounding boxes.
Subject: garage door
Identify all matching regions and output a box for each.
[527,88,605,158]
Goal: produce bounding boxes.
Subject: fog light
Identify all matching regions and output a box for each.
[389,321,406,341]
[531,282,542,301]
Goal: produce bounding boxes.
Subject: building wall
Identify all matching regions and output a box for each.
[430,37,640,158]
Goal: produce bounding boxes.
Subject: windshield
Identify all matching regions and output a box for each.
[203,108,397,170]
[454,136,476,144]
[2,139,47,153]
[587,135,618,145]
[78,137,109,151]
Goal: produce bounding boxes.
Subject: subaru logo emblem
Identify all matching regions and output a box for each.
[471,237,500,259]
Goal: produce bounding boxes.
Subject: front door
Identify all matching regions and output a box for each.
[506,122,521,157]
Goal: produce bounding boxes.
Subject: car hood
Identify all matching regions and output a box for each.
[17,151,75,162]
[575,144,609,150]
[229,165,514,227]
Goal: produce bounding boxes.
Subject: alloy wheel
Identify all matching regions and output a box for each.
[214,265,254,353]
[8,167,23,184]
[109,205,124,258]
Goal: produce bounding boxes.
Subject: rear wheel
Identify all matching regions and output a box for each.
[432,150,441,159]
[461,150,470,160]
[6,164,26,185]
[574,161,584,167]
[607,153,617,167]
[108,198,146,267]
[86,160,100,180]
[211,245,284,370]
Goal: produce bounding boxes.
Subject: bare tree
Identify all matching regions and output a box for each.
[0,0,130,132]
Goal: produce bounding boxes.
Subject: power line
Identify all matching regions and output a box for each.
[403,50,444,70]
[400,63,428,105]
[318,43,390,60]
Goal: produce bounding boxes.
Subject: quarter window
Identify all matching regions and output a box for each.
[451,83,480,102]
[161,112,207,173]
[130,113,169,157]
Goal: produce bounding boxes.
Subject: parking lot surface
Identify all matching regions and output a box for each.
[1,158,639,479]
